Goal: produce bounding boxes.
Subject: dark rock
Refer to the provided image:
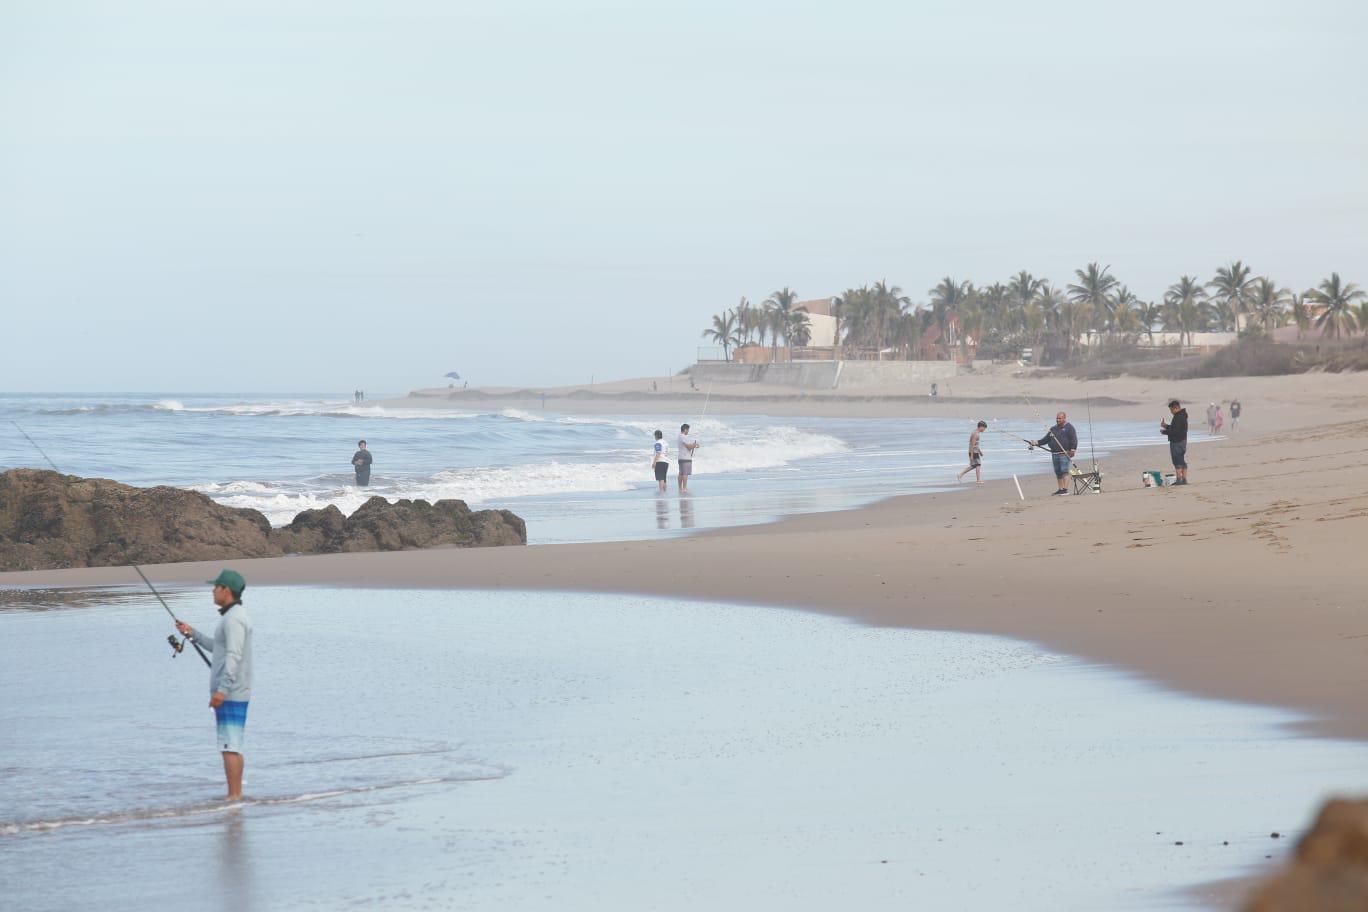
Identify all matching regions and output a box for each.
[0,469,526,571]
[1245,798,1368,911]
[272,496,526,554]
[0,469,277,570]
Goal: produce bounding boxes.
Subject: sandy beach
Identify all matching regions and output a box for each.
[9,371,1367,747]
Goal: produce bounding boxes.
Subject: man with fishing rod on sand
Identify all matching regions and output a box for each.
[176,569,255,800]
[1027,411,1079,496]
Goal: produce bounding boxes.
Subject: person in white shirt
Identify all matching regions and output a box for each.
[676,423,699,492]
[650,430,670,493]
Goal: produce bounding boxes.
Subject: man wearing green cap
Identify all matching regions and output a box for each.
[176,569,255,800]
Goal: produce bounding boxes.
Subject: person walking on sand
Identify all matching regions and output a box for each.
[1214,404,1224,435]
[352,439,373,486]
[1206,402,1217,435]
[676,423,699,492]
[956,421,987,484]
[175,570,254,800]
[1028,411,1078,496]
[1230,398,1241,432]
[651,429,670,494]
[1160,398,1189,485]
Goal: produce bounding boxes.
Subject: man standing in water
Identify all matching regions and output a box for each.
[1160,399,1189,485]
[352,439,373,486]
[651,430,670,493]
[1028,412,1078,496]
[676,423,699,493]
[176,570,254,800]
[956,420,987,484]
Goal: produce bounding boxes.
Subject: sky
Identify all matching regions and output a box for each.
[2,0,1365,393]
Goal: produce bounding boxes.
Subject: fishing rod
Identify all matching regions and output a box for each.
[10,421,210,666]
[692,382,713,450]
[1020,391,1081,471]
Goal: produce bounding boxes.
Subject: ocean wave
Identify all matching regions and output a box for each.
[193,425,849,525]
[32,400,483,420]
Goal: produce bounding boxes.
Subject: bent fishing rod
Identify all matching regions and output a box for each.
[10,421,210,666]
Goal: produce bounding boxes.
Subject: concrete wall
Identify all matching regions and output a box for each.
[835,360,959,388]
[689,360,958,390]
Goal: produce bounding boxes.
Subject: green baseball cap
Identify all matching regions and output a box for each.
[207,569,246,595]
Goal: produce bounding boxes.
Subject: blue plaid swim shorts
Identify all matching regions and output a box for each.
[215,700,249,754]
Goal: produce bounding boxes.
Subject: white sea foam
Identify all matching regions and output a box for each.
[194,424,849,525]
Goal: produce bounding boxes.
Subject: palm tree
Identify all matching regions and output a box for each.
[869,280,911,359]
[929,277,972,355]
[1066,263,1118,345]
[1136,300,1164,345]
[1248,278,1290,333]
[1163,276,1209,350]
[764,287,800,316]
[1034,284,1065,362]
[1357,301,1368,336]
[786,309,813,348]
[1008,270,1044,315]
[1307,272,1365,339]
[701,310,740,361]
[1208,261,1257,331]
[1291,292,1311,339]
[1110,285,1142,333]
[734,297,756,345]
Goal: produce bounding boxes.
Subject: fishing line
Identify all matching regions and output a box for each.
[9,420,210,666]
[1019,392,1080,471]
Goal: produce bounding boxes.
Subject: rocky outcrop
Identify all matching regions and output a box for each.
[1245,798,1368,911]
[0,469,526,571]
[271,497,526,554]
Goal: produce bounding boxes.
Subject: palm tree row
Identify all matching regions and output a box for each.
[702,264,1365,363]
[701,287,811,361]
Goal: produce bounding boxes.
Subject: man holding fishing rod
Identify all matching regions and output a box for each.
[1027,411,1078,496]
[175,569,255,800]
[677,423,699,493]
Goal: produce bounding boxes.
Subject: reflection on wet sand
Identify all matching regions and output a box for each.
[654,497,669,529]
[678,495,694,529]
[0,585,195,613]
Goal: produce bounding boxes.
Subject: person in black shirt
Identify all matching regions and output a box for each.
[1160,399,1188,485]
[352,440,373,486]
[1028,411,1078,496]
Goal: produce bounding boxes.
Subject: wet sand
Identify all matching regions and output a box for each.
[9,373,1368,744]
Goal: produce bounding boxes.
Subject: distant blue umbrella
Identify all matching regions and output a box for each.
[444,371,461,380]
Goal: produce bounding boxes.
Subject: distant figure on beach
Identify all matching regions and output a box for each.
[1160,399,1189,485]
[677,423,699,492]
[1206,402,1217,435]
[956,421,987,484]
[353,389,360,403]
[352,439,373,486]
[1214,405,1224,435]
[1230,398,1241,432]
[175,569,254,800]
[653,381,658,393]
[931,382,938,398]
[651,430,670,493]
[1028,412,1078,496]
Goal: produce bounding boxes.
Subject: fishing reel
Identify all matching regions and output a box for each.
[168,634,186,657]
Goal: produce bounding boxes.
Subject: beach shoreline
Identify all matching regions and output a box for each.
[7,375,1368,747]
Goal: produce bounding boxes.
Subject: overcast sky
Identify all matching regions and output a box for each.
[3,1,1365,393]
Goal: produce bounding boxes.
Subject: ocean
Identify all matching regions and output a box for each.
[0,393,1166,543]
[1,587,1361,911]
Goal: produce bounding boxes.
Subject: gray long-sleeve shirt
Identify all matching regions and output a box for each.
[189,604,254,701]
